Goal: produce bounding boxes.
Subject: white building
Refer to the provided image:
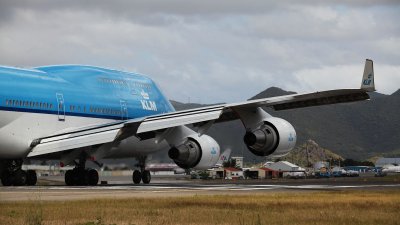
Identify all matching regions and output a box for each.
[232,156,244,168]
[265,161,304,172]
[375,158,400,167]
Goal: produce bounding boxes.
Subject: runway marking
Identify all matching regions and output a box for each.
[2,183,400,192]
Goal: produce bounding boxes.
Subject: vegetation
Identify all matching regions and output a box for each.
[1,190,400,225]
[281,139,344,168]
[222,159,237,168]
[342,158,375,167]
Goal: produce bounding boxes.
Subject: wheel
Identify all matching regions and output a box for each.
[87,169,99,186]
[132,170,141,184]
[1,171,13,186]
[74,168,87,186]
[13,170,27,186]
[141,170,151,184]
[65,170,74,186]
[26,170,37,186]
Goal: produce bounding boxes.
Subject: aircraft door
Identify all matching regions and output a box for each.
[56,93,65,121]
[120,100,128,120]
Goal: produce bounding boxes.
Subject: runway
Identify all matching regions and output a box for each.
[1,176,400,201]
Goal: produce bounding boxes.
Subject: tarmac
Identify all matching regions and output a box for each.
[1,174,399,201]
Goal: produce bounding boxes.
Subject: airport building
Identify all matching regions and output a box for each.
[375,158,400,167]
[265,161,305,172]
[244,168,282,179]
[210,167,244,179]
[231,156,244,168]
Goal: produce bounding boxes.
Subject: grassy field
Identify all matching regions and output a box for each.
[1,190,400,225]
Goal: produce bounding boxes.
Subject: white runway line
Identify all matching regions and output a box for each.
[3,183,400,192]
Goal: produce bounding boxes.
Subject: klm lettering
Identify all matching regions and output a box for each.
[363,74,372,85]
[141,100,157,111]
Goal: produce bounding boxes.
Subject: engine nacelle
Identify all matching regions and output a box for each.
[243,117,296,157]
[168,134,220,170]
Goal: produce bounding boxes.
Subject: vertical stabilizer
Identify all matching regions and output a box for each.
[361,59,375,92]
[215,149,232,166]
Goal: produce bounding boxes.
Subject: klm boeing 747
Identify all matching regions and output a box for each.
[0,60,375,186]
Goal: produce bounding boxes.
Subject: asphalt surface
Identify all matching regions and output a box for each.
[0,174,399,201]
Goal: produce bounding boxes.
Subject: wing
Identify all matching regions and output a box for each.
[28,59,375,157]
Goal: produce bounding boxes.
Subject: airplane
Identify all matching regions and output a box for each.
[213,149,232,168]
[145,163,186,174]
[0,59,375,186]
[382,165,400,173]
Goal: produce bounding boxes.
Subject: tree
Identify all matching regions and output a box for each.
[223,159,237,168]
[343,159,374,167]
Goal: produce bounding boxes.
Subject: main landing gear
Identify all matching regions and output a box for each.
[132,156,151,184]
[64,154,99,186]
[0,159,37,186]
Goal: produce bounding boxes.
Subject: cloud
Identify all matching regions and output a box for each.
[0,1,399,103]
[289,63,400,95]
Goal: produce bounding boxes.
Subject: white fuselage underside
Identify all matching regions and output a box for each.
[0,110,168,159]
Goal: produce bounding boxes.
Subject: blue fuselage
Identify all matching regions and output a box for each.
[0,65,175,121]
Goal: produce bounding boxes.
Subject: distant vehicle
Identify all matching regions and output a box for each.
[345,170,360,177]
[374,171,387,177]
[332,171,343,177]
[314,171,331,178]
[284,171,305,179]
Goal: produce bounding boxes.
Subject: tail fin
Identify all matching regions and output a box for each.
[215,149,231,166]
[361,59,375,92]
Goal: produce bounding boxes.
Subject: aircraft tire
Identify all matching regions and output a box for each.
[142,170,151,184]
[26,170,37,186]
[87,169,99,186]
[65,170,75,186]
[132,170,141,184]
[75,168,88,186]
[13,170,27,186]
[1,171,13,186]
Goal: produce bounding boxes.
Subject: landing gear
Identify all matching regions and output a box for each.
[13,169,27,186]
[26,170,37,186]
[132,156,151,184]
[132,170,141,184]
[141,170,151,184]
[131,170,151,184]
[64,153,99,186]
[0,159,37,186]
[1,170,13,186]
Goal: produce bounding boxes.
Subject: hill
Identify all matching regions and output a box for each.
[281,139,344,168]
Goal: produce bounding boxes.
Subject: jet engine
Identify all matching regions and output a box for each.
[168,134,220,170]
[243,117,296,157]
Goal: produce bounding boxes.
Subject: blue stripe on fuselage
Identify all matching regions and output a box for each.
[0,65,175,120]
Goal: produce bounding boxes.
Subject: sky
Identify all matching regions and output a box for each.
[0,0,399,103]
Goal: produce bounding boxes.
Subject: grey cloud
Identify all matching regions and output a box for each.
[0,1,399,103]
